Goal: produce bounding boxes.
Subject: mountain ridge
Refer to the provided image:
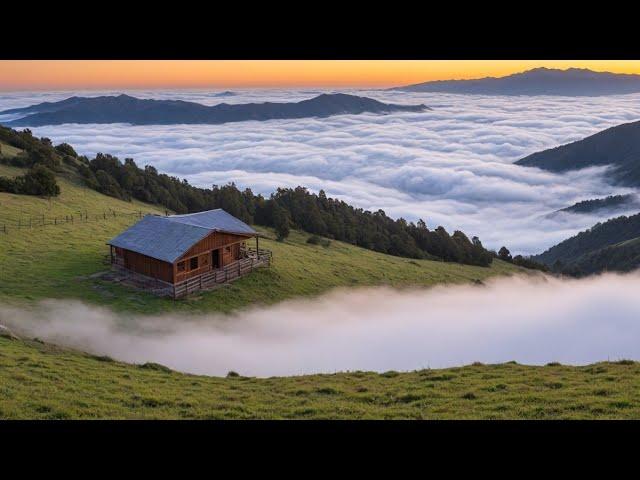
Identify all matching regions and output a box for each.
[515,120,640,187]
[390,68,640,96]
[0,93,429,126]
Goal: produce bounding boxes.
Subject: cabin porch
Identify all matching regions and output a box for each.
[172,247,272,298]
[108,246,272,299]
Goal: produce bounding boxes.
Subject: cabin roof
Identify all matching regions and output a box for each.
[108,209,256,263]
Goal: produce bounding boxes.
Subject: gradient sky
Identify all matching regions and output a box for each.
[1,60,640,90]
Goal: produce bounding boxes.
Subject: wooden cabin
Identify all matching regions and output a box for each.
[108,209,271,298]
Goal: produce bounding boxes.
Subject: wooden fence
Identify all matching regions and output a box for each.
[0,210,157,234]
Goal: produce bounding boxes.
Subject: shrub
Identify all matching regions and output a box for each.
[138,362,173,373]
[613,359,635,365]
[55,142,78,157]
[0,165,60,197]
[316,387,339,395]
[91,355,115,363]
[226,371,240,378]
[18,165,60,197]
[307,235,331,247]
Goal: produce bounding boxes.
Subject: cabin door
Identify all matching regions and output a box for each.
[212,249,221,269]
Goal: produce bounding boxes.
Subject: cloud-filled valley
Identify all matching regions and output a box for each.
[2,89,640,254]
[3,273,640,377]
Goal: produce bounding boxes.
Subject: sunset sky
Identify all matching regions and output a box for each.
[1,60,640,90]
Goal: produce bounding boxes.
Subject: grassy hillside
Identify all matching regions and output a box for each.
[0,163,522,313]
[1,334,639,419]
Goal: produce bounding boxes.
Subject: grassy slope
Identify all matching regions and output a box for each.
[0,162,522,314]
[2,335,639,419]
[1,143,639,419]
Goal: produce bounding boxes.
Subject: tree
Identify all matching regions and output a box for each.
[498,246,512,262]
[17,165,60,197]
[273,206,290,241]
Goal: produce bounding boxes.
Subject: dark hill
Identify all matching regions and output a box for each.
[555,194,640,215]
[1,93,428,127]
[391,68,640,96]
[533,213,640,275]
[516,120,640,187]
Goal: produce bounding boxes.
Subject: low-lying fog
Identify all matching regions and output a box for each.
[2,272,639,377]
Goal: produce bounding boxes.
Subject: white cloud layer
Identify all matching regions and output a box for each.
[3,272,640,377]
[2,89,640,254]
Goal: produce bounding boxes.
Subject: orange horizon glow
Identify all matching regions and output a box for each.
[1,60,640,90]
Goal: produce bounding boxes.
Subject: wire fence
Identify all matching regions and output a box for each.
[0,209,163,234]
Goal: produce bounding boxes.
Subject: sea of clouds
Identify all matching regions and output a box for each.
[2,89,640,254]
[3,272,640,377]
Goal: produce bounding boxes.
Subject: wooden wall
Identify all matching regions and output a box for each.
[115,231,254,285]
[120,250,174,284]
[180,231,251,259]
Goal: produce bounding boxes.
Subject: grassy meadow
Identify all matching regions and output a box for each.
[1,334,639,419]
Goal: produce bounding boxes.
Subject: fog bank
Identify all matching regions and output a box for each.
[2,273,640,377]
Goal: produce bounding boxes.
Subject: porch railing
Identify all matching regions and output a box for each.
[172,249,271,299]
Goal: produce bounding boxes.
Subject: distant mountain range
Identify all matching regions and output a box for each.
[213,91,237,97]
[391,68,640,96]
[516,120,640,187]
[0,93,428,127]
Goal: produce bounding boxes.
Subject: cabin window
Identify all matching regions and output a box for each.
[190,257,199,270]
[177,261,185,272]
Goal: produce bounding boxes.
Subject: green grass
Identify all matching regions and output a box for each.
[0,141,23,159]
[0,164,523,314]
[1,335,639,419]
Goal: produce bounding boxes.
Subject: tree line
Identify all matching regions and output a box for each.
[1,125,496,266]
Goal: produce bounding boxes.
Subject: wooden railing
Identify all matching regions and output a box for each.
[172,250,271,299]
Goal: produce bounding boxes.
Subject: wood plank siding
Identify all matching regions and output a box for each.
[118,249,175,283]
[113,230,253,285]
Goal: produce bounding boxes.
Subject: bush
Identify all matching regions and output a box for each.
[138,362,173,373]
[226,371,240,378]
[307,235,331,247]
[0,165,60,197]
[55,142,78,157]
[18,165,60,196]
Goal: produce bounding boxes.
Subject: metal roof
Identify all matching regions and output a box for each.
[108,209,256,263]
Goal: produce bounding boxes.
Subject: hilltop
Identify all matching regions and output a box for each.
[1,93,428,126]
[391,68,640,96]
